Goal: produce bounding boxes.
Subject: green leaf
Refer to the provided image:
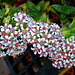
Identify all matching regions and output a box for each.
[0,9,5,18]
[8,7,19,17]
[27,1,35,11]
[40,12,46,22]
[60,18,68,24]
[0,9,6,19]
[34,5,41,12]
[52,4,63,14]
[28,11,41,21]
[62,30,73,38]
[70,36,75,41]
[34,12,42,21]
[3,9,6,16]
[5,8,9,15]
[69,20,75,30]
[19,3,27,13]
[42,1,50,11]
[70,14,75,20]
[3,18,7,23]
[0,9,3,14]
[0,10,3,18]
[60,14,66,20]
[9,20,17,26]
[35,0,44,12]
[62,4,70,15]
[0,19,2,24]
[71,28,75,34]
[61,27,68,32]
[46,16,50,24]
[48,6,59,16]
[69,6,75,15]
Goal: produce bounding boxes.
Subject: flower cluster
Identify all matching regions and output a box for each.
[0,23,27,57]
[0,12,34,57]
[52,39,75,69]
[12,12,34,31]
[0,12,75,69]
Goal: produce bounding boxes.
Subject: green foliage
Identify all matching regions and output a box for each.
[0,2,20,25]
[27,1,50,24]
[61,20,75,40]
[27,1,44,21]
[36,0,44,12]
[40,12,46,22]
[27,0,44,12]
[28,11,42,21]
[0,9,6,25]
[69,20,75,30]
[27,1,36,11]
[62,30,73,38]
[42,1,50,11]
[9,20,17,26]
[23,23,28,28]
[0,2,5,9]
[8,7,19,17]
[50,4,75,25]
[19,3,27,13]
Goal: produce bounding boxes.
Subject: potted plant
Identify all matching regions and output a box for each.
[0,0,75,72]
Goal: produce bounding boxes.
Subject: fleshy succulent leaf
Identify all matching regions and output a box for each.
[27,1,36,11]
[35,0,44,12]
[62,30,73,38]
[40,12,46,22]
[69,20,75,30]
[42,1,50,11]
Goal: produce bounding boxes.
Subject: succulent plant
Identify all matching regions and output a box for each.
[49,4,75,25]
[27,1,50,24]
[61,20,75,40]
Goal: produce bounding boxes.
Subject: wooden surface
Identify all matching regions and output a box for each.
[58,67,70,75]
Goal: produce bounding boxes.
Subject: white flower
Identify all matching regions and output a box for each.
[6,29,10,33]
[37,34,40,37]
[14,18,19,22]
[11,33,14,37]
[16,23,19,26]
[8,24,12,29]
[14,26,18,30]
[33,44,36,47]
[14,31,18,34]
[37,44,41,49]
[34,51,37,55]
[38,50,42,54]
[27,39,31,43]
[0,36,4,39]
[47,34,51,38]
[44,43,48,46]
[5,35,8,39]
[41,38,45,41]
[1,28,4,32]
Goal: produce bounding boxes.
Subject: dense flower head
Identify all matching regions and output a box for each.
[25,21,50,57]
[51,39,75,69]
[0,23,27,57]
[12,12,34,31]
[0,12,75,69]
[0,12,34,57]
